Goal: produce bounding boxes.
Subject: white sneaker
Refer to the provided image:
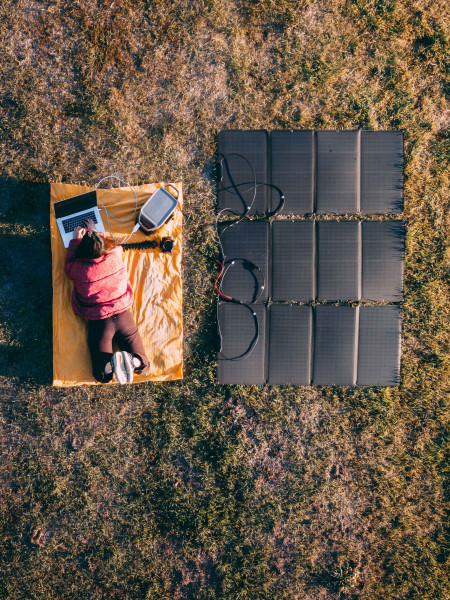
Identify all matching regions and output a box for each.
[111,351,134,384]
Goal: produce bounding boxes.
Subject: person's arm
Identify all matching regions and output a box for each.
[64,226,84,278]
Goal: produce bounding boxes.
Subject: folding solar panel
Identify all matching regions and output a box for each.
[270,130,314,214]
[317,221,361,301]
[218,220,269,303]
[361,131,404,214]
[216,129,405,387]
[362,221,405,301]
[271,220,315,302]
[268,304,312,385]
[313,306,358,385]
[217,130,268,215]
[217,302,267,385]
[357,306,401,386]
[316,131,359,213]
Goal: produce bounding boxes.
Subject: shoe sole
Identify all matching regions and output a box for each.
[121,351,134,384]
[112,351,128,385]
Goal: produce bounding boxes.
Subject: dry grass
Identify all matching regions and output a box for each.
[0,1,449,598]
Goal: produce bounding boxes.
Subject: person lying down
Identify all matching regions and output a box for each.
[64,218,149,385]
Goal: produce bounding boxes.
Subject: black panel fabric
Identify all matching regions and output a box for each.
[270,130,314,214]
[313,306,357,385]
[217,303,267,384]
[268,305,312,385]
[362,221,405,301]
[219,220,269,303]
[317,221,360,301]
[316,131,358,213]
[271,220,315,302]
[217,130,268,215]
[357,306,401,385]
[361,131,404,213]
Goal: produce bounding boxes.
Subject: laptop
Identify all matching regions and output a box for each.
[54,190,106,248]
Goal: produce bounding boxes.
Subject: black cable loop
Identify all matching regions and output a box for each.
[215,152,285,361]
[219,258,266,304]
[217,301,259,361]
[218,180,285,218]
[217,153,257,216]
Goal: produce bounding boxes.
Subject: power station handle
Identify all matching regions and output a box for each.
[164,184,179,199]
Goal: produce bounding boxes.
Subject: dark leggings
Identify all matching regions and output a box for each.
[88,310,149,383]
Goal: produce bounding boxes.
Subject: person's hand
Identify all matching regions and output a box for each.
[83,218,96,231]
[73,226,86,239]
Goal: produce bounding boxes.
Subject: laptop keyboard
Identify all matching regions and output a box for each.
[62,211,98,234]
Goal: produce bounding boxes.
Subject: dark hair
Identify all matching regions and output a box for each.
[74,231,116,259]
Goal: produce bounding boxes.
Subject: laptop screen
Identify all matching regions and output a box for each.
[54,191,97,219]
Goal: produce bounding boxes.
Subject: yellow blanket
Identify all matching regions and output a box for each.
[51,182,183,386]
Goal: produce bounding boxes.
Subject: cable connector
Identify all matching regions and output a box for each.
[120,223,140,245]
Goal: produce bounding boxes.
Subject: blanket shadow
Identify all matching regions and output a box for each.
[0,179,52,384]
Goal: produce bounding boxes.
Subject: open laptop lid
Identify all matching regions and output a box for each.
[54,190,97,219]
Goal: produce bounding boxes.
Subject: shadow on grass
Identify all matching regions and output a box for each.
[0,178,52,384]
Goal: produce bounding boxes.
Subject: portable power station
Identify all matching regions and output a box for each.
[138,184,179,234]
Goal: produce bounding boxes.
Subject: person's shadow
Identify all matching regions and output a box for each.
[0,179,52,383]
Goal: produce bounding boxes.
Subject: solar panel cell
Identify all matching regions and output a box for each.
[218,130,269,215]
[316,131,359,213]
[361,131,404,213]
[268,305,312,384]
[362,221,405,301]
[219,220,269,303]
[217,303,267,384]
[317,221,360,301]
[313,306,358,385]
[357,306,401,385]
[270,130,314,214]
[272,220,315,302]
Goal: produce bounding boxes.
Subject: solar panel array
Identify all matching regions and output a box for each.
[218,129,404,215]
[217,304,402,386]
[217,129,405,386]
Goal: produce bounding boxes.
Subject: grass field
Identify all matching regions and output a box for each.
[0,1,449,598]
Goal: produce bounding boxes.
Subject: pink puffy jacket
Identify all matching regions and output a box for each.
[64,237,133,320]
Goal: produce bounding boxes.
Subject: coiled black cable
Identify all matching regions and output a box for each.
[121,238,174,252]
[121,240,160,251]
[215,152,285,362]
[217,302,260,362]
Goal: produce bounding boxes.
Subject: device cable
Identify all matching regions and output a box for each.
[95,175,140,244]
[217,300,260,362]
[215,153,284,361]
[214,154,270,361]
[218,180,285,217]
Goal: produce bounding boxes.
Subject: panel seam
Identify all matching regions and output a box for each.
[313,130,317,213]
[354,305,360,385]
[310,305,315,385]
[356,129,361,213]
[314,220,318,302]
[267,129,272,214]
[358,220,362,301]
[265,302,271,384]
